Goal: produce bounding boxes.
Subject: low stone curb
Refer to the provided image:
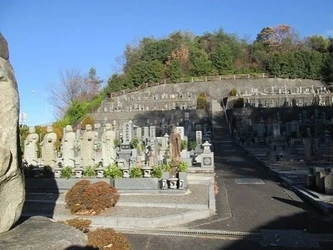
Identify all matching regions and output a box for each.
[116,202,208,210]
[50,209,211,229]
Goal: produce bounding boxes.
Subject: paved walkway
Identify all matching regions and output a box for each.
[185,139,333,234]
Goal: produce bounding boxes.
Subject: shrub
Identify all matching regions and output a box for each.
[87,228,130,250]
[130,137,139,149]
[65,180,119,215]
[104,164,123,178]
[130,166,142,178]
[63,218,92,233]
[188,141,197,150]
[180,140,187,150]
[83,166,97,177]
[229,88,238,96]
[114,138,121,148]
[178,161,189,172]
[61,166,73,179]
[196,92,207,109]
[151,163,171,178]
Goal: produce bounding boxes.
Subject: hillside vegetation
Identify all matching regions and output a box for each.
[105,25,333,94]
[41,24,333,131]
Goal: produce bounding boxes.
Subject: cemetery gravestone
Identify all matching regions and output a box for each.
[41,126,57,168]
[62,125,76,168]
[80,124,96,167]
[24,126,39,166]
[101,123,116,167]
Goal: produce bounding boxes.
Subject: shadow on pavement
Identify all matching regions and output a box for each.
[15,176,59,226]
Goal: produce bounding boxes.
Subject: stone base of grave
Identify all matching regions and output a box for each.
[25,178,112,193]
[114,178,159,190]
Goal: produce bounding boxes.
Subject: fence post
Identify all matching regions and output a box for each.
[219,75,222,81]
[191,77,194,82]
[234,75,236,80]
[262,73,265,78]
[205,76,207,82]
[248,74,250,79]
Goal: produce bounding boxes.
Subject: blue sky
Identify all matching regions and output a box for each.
[1,0,333,126]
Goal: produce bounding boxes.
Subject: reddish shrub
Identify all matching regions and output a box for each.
[63,218,92,233]
[87,228,130,250]
[65,180,119,215]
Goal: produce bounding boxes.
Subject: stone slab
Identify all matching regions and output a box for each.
[114,178,159,190]
[25,178,112,193]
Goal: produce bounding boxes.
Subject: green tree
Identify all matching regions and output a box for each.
[210,43,234,74]
[166,59,182,82]
[127,60,164,86]
[141,39,173,63]
[322,53,333,82]
[189,47,212,76]
[304,35,328,52]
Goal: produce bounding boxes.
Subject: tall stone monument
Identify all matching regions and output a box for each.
[41,126,57,168]
[101,123,116,167]
[24,126,39,165]
[62,125,76,168]
[80,124,96,168]
[0,33,25,233]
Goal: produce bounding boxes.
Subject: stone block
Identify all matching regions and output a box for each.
[114,178,159,190]
[201,152,214,168]
[0,216,87,249]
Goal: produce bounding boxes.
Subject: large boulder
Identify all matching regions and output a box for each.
[0,33,25,233]
[0,216,88,250]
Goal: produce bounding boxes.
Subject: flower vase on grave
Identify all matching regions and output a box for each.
[142,165,152,178]
[168,177,179,189]
[95,161,105,178]
[74,167,84,178]
[54,168,62,178]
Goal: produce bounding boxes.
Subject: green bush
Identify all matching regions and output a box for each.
[114,138,121,148]
[178,161,189,172]
[196,92,207,109]
[229,88,238,96]
[61,166,73,179]
[130,137,140,149]
[65,180,119,215]
[151,163,171,178]
[104,164,123,178]
[181,140,188,150]
[188,141,197,150]
[83,166,97,177]
[130,166,142,178]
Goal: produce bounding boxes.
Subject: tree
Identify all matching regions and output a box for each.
[80,67,103,101]
[304,35,329,52]
[255,25,298,52]
[141,39,173,63]
[210,43,234,74]
[189,46,212,76]
[166,59,182,82]
[50,69,84,118]
[50,68,102,119]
